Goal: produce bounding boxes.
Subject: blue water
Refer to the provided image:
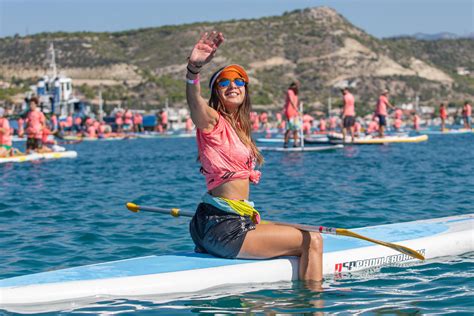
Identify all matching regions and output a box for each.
[1,134,473,314]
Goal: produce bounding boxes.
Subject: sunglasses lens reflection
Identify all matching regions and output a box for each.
[218,78,246,88]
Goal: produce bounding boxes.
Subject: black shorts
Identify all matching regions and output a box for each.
[189,203,256,259]
[378,115,387,127]
[26,138,42,150]
[343,116,355,128]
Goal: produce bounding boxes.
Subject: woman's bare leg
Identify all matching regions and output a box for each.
[238,223,323,281]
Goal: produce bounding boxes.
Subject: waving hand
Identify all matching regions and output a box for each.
[188,31,225,67]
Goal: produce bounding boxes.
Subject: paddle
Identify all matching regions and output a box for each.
[126,202,425,260]
[300,101,304,150]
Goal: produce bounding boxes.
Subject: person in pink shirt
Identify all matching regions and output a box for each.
[123,109,133,132]
[367,118,379,135]
[85,117,93,127]
[185,32,323,284]
[17,117,25,138]
[50,114,58,134]
[259,111,268,130]
[98,121,112,138]
[86,124,98,138]
[393,118,403,131]
[25,98,46,153]
[375,89,395,137]
[462,101,472,129]
[98,122,106,137]
[251,113,260,131]
[115,111,123,133]
[73,116,83,134]
[156,124,163,133]
[353,121,362,137]
[413,112,420,131]
[0,107,22,157]
[93,120,100,130]
[329,116,337,131]
[439,103,448,131]
[393,108,404,131]
[302,113,314,135]
[341,87,356,142]
[62,114,73,134]
[394,108,403,119]
[276,112,285,131]
[159,110,168,132]
[319,117,327,132]
[283,81,301,148]
[185,116,194,132]
[133,112,143,133]
[40,127,54,152]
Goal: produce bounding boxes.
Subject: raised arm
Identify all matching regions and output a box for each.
[186,31,224,131]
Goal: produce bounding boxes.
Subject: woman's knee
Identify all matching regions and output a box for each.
[303,231,323,253]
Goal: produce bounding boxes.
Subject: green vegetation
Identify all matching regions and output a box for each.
[0,86,28,101]
[0,7,472,109]
[76,84,96,100]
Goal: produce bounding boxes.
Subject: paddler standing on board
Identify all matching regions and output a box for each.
[341,87,356,143]
[462,101,472,129]
[375,89,395,138]
[25,97,47,154]
[185,32,323,285]
[283,81,301,148]
[413,112,420,131]
[393,107,403,132]
[439,102,448,131]
[0,107,22,157]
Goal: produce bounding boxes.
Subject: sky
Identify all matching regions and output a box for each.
[0,0,472,39]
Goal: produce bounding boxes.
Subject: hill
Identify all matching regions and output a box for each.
[0,7,472,112]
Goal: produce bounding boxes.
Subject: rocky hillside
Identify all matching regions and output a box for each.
[0,7,472,111]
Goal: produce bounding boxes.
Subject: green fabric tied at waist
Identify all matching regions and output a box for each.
[202,193,261,224]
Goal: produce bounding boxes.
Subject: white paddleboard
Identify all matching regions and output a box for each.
[0,151,78,164]
[328,133,428,144]
[258,145,343,152]
[1,213,471,311]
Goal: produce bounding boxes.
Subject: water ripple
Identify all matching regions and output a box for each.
[0,135,473,314]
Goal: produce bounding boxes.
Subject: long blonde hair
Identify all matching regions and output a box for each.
[209,85,264,166]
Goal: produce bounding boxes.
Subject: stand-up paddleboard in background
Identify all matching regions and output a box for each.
[0,151,78,164]
[420,128,474,135]
[12,135,55,142]
[257,134,330,144]
[134,132,196,139]
[258,144,343,152]
[0,214,471,313]
[328,133,428,145]
[303,136,331,144]
[61,135,135,141]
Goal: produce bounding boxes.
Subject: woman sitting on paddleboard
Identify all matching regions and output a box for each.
[186,31,323,283]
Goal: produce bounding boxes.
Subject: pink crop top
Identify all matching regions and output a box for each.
[196,114,261,191]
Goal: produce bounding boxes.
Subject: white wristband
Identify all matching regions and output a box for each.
[186,74,200,85]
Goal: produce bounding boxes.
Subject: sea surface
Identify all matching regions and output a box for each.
[1,133,473,315]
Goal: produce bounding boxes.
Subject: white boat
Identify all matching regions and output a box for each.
[0,151,77,164]
[0,213,472,312]
[258,144,343,152]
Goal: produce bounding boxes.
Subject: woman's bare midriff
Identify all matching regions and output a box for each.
[209,179,250,200]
